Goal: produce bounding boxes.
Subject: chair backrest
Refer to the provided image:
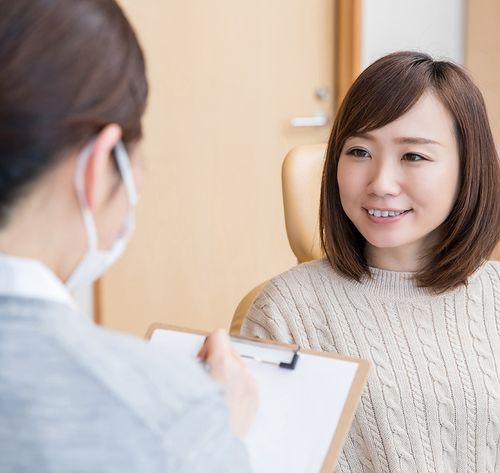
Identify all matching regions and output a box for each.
[230,144,326,334]
[282,144,326,263]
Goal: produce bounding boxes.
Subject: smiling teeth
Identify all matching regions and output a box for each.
[368,209,403,217]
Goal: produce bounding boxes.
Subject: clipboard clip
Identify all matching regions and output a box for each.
[200,333,300,370]
[239,351,299,370]
[231,336,300,370]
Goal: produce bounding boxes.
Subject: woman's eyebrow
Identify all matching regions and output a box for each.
[348,133,442,146]
[395,136,443,146]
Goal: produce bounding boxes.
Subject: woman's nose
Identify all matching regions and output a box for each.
[366,160,401,197]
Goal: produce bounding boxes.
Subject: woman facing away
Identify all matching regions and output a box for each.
[242,51,500,473]
[0,1,257,472]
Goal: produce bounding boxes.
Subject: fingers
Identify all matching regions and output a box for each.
[196,328,258,438]
[202,330,242,383]
[197,328,231,361]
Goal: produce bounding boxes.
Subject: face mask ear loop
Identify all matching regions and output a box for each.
[74,141,100,253]
[114,141,138,207]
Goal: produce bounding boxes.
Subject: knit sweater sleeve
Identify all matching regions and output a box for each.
[240,278,295,344]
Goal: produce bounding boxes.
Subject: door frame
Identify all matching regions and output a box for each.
[334,0,362,107]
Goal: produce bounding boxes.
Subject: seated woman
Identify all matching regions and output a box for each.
[242,51,500,473]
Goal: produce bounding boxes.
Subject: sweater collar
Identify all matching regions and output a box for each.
[359,266,432,300]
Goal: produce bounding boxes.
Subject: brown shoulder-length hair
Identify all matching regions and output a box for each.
[320,51,500,292]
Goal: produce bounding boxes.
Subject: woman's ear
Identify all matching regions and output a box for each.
[84,124,122,209]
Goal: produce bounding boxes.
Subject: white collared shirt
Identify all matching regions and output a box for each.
[0,253,75,308]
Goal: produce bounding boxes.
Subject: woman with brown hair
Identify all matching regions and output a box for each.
[0,1,256,471]
[242,51,500,472]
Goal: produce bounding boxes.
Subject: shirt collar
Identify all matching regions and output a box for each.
[0,253,76,308]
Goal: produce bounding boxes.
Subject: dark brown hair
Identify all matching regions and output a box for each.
[0,0,148,225]
[320,51,500,292]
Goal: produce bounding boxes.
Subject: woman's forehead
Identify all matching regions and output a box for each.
[345,93,456,145]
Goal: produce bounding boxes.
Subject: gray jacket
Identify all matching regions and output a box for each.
[0,296,251,473]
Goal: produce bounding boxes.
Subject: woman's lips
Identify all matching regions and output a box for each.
[364,208,412,223]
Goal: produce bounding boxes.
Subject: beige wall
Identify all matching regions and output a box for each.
[99,1,335,336]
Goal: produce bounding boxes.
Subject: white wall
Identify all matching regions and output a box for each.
[361,0,465,69]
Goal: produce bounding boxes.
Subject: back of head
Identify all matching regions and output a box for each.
[0,0,148,226]
[320,51,500,291]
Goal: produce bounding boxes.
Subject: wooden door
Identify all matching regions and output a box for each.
[99,0,336,335]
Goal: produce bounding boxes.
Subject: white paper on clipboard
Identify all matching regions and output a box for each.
[149,325,369,473]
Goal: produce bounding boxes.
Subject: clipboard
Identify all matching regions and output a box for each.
[146,323,369,473]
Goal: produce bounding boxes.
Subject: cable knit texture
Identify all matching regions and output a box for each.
[241,258,500,473]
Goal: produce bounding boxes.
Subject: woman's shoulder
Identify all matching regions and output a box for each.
[484,259,500,274]
[253,257,343,308]
[476,260,500,286]
[465,260,500,304]
[266,257,339,288]
[37,308,224,423]
[243,258,340,342]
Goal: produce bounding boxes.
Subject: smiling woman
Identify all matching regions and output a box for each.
[241,51,500,473]
[322,51,499,291]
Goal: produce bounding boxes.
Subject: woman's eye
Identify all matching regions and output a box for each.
[403,153,426,162]
[347,148,370,158]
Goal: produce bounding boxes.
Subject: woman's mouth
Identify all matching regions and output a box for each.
[366,208,411,218]
[364,208,412,222]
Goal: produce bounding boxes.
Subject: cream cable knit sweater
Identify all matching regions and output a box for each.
[241,258,500,473]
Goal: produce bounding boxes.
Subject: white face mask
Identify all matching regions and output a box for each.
[66,140,138,290]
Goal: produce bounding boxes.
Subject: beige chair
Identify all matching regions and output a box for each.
[230,144,327,334]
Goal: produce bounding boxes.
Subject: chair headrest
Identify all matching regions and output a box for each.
[282,144,326,263]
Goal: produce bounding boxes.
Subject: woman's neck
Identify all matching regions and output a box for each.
[364,228,442,272]
[0,205,61,275]
[365,246,421,272]
[0,173,83,282]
